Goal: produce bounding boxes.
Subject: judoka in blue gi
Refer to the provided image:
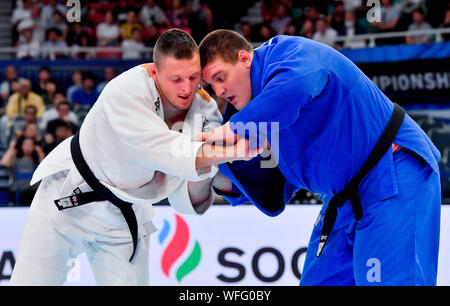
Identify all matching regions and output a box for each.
[197,30,441,286]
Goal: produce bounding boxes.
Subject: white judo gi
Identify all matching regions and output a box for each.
[9,64,222,286]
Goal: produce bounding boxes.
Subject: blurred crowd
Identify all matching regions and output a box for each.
[10,0,450,60]
[2,0,449,205]
[241,0,450,48]
[12,0,216,59]
[0,64,114,204]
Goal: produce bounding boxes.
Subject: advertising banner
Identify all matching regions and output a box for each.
[1,205,449,286]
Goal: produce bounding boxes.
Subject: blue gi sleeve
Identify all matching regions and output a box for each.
[229,68,330,143]
[216,104,296,216]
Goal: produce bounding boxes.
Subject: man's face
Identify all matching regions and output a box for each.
[18,80,31,96]
[5,66,17,81]
[57,104,69,118]
[83,78,94,91]
[39,70,50,82]
[151,53,201,111]
[24,107,36,123]
[202,52,252,110]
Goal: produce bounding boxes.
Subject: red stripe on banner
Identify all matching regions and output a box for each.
[161,214,190,277]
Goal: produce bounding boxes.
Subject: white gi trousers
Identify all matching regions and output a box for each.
[9,173,157,286]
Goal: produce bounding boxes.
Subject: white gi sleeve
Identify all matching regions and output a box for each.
[102,72,207,182]
[167,94,223,215]
[168,180,215,215]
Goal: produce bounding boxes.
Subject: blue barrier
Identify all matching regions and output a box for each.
[0,59,149,94]
[340,41,450,63]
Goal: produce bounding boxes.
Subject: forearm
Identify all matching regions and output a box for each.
[212,172,233,194]
[0,149,14,167]
[195,143,235,170]
[188,177,214,214]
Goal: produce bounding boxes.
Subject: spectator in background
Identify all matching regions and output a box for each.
[11,0,33,29]
[71,31,96,60]
[406,8,433,44]
[255,22,275,42]
[65,22,85,46]
[342,0,363,11]
[96,10,120,46]
[72,72,99,107]
[41,80,58,107]
[239,22,253,42]
[40,0,66,28]
[30,5,46,44]
[300,18,315,39]
[164,0,192,35]
[282,21,300,36]
[114,0,133,23]
[120,10,143,40]
[440,6,450,41]
[271,3,293,35]
[302,6,321,24]
[1,66,19,106]
[12,105,43,143]
[47,10,68,41]
[0,136,45,205]
[338,9,367,49]
[191,0,214,42]
[328,1,346,33]
[143,24,160,47]
[16,28,40,60]
[96,67,116,93]
[39,98,79,133]
[402,0,425,15]
[20,123,43,146]
[43,120,73,155]
[139,0,167,27]
[370,0,401,32]
[66,70,82,103]
[261,0,278,23]
[313,18,338,47]
[41,28,69,59]
[32,66,52,97]
[6,78,45,120]
[121,28,146,59]
[45,101,78,144]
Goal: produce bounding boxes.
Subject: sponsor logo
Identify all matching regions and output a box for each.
[159,214,201,282]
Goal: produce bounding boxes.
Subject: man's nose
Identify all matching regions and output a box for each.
[213,84,226,97]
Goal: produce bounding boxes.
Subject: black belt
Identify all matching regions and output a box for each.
[317,103,405,257]
[54,132,138,262]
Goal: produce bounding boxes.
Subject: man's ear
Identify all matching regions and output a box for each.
[237,50,252,68]
[148,63,158,81]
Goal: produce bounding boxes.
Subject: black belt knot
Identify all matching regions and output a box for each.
[54,132,139,263]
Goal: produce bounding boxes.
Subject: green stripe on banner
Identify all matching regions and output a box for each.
[176,240,201,283]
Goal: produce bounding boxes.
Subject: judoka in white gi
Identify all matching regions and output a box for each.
[9,29,259,286]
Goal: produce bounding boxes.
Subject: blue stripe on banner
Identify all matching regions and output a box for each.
[158,219,171,245]
[340,42,450,63]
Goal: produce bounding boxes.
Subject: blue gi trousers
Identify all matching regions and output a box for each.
[300,148,441,286]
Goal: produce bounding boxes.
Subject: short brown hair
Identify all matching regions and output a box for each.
[153,29,198,67]
[199,30,253,68]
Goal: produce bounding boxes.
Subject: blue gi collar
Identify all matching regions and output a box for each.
[250,50,263,99]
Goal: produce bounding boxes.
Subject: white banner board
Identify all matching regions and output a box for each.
[0,205,449,286]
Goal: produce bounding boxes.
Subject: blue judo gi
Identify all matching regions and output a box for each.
[216,35,441,285]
